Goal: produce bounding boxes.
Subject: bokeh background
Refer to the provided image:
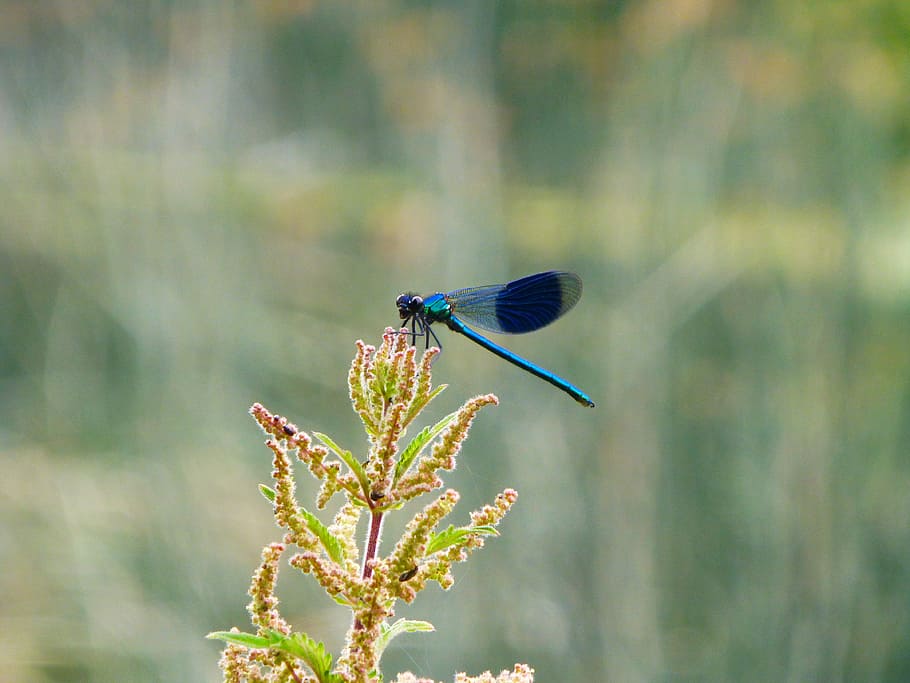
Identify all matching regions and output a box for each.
[2,1,910,681]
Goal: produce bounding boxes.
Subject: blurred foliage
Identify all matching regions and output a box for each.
[1,1,909,681]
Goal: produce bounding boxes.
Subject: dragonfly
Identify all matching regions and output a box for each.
[396,270,595,407]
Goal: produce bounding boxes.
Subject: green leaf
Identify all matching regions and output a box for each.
[404,383,448,424]
[206,631,273,649]
[259,484,276,503]
[425,383,448,404]
[375,619,435,660]
[426,524,499,556]
[314,432,369,494]
[269,630,344,683]
[394,410,458,484]
[299,507,345,565]
[209,629,343,683]
[313,431,345,460]
[272,631,332,678]
[329,593,353,608]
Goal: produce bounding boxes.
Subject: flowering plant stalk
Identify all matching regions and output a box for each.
[208,329,534,683]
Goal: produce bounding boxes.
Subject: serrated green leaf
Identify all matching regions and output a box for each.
[314,432,369,494]
[273,632,330,674]
[375,618,435,660]
[426,524,499,556]
[394,411,458,484]
[210,630,342,683]
[206,631,273,649]
[299,507,345,565]
[259,484,276,503]
[261,629,344,683]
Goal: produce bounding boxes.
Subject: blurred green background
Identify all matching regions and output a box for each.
[2,1,909,681]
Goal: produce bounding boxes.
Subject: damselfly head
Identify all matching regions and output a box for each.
[396,293,424,319]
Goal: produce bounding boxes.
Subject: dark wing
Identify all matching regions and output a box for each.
[446,271,583,334]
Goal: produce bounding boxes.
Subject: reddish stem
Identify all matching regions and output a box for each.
[362,509,384,580]
[284,659,303,683]
[354,509,384,631]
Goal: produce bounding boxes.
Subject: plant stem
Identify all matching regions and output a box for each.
[284,660,303,683]
[354,509,385,632]
[362,509,384,580]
